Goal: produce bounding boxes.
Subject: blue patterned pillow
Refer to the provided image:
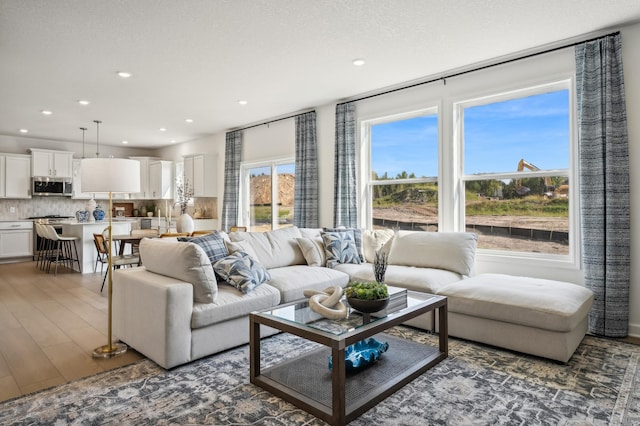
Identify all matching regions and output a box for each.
[213,251,271,293]
[179,232,228,264]
[321,231,362,269]
[323,227,364,262]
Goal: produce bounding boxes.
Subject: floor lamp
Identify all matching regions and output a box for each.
[81,157,141,358]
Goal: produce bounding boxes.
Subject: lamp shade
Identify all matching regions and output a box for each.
[81,158,141,193]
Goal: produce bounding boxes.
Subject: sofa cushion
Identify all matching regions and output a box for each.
[324,227,364,261]
[266,265,350,302]
[387,231,477,276]
[436,273,594,332]
[321,230,362,269]
[213,251,271,294]
[362,229,395,263]
[178,231,229,263]
[295,237,326,267]
[229,226,305,269]
[139,238,217,303]
[333,263,463,294]
[191,282,281,329]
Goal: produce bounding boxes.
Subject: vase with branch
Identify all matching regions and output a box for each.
[175,179,195,233]
[373,249,388,284]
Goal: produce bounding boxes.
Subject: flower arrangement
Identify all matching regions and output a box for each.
[176,179,193,215]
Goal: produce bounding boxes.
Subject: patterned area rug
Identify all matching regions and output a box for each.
[1,327,639,425]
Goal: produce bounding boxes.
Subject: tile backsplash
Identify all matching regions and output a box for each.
[0,197,217,220]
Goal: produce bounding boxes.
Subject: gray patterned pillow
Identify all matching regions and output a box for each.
[323,227,364,261]
[321,231,362,269]
[178,231,228,263]
[213,251,271,293]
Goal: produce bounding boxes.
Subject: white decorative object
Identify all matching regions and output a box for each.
[177,213,194,234]
[304,286,348,319]
[86,197,97,222]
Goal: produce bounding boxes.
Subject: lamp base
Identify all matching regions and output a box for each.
[92,342,128,358]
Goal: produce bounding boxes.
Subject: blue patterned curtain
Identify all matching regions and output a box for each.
[221,131,243,231]
[294,111,319,228]
[575,33,630,337]
[334,102,358,228]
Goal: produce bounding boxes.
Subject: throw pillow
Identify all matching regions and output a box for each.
[139,238,218,303]
[213,251,272,294]
[323,227,365,262]
[362,229,395,263]
[178,231,228,264]
[295,237,326,267]
[321,231,362,269]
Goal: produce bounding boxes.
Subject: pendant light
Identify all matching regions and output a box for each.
[79,127,87,158]
[94,120,102,157]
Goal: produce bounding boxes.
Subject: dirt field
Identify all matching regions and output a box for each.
[374,206,570,254]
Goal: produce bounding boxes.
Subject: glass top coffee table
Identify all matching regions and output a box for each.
[249,289,447,426]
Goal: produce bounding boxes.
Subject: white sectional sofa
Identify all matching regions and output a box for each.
[112,226,593,368]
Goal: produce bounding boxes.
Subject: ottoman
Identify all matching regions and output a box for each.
[436,273,594,362]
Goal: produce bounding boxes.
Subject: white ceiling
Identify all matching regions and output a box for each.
[2,0,640,149]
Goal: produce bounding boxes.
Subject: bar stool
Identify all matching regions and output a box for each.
[43,225,80,275]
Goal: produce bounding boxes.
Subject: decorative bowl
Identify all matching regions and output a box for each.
[347,297,389,313]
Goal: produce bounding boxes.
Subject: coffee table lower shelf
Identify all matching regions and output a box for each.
[253,333,444,424]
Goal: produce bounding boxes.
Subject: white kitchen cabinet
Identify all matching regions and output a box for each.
[129,157,160,199]
[29,148,73,178]
[0,153,31,199]
[183,154,217,197]
[0,222,33,258]
[149,160,173,199]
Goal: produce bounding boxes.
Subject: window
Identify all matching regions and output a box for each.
[240,159,295,232]
[364,109,439,231]
[458,82,573,257]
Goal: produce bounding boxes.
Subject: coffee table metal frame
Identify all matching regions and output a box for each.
[250,292,448,426]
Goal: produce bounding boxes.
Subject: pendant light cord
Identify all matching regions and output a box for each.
[94,120,102,157]
[80,127,87,159]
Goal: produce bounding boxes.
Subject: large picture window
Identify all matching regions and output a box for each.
[459,82,573,256]
[240,159,295,232]
[364,109,439,231]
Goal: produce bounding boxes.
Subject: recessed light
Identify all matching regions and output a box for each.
[41,110,53,115]
[159,128,167,132]
[238,100,248,105]
[121,140,129,144]
[117,71,132,78]
[78,100,90,106]
[185,118,193,123]
[170,140,176,144]
[19,128,29,133]
[352,58,366,66]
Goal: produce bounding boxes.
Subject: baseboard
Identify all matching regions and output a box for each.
[628,322,640,338]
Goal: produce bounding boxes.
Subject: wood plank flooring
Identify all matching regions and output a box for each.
[0,261,143,403]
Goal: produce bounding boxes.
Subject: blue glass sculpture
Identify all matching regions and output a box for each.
[328,338,389,371]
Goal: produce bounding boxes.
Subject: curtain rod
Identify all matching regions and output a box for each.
[229,108,315,133]
[337,30,621,106]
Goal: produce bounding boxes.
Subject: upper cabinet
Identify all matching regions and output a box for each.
[1,153,31,199]
[129,157,173,199]
[183,154,217,197]
[29,148,73,178]
[149,160,173,199]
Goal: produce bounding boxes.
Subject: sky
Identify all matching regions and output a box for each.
[371,90,570,178]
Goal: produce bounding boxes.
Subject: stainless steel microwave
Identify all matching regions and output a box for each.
[32,177,73,196]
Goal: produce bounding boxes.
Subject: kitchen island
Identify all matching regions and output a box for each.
[62,220,133,273]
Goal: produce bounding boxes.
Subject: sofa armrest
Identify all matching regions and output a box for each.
[113,267,193,369]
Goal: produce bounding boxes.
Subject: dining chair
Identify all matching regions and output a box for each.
[190,230,214,236]
[160,232,190,238]
[229,226,247,232]
[93,233,140,292]
[129,229,159,255]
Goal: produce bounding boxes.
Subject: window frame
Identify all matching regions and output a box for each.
[239,157,295,231]
[361,106,441,231]
[453,79,580,267]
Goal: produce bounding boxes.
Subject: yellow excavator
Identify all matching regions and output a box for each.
[515,159,567,197]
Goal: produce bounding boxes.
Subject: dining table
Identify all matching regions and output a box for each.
[110,234,157,255]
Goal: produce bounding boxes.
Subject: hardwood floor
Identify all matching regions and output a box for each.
[0,261,143,403]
